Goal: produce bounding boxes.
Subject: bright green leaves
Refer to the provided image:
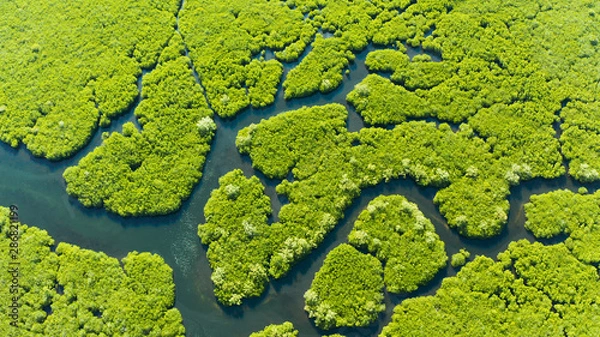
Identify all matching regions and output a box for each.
[349,0,593,193]
[284,0,452,100]
[283,0,376,98]
[348,195,447,293]
[372,0,452,47]
[524,189,582,239]
[450,248,470,268]
[177,0,466,105]
[205,103,521,306]
[247,60,284,108]
[381,240,597,337]
[249,322,299,337]
[239,104,512,246]
[524,189,600,264]
[238,105,360,279]
[302,194,446,329]
[561,102,600,182]
[236,104,349,179]
[201,105,354,305]
[0,207,184,337]
[469,103,564,180]
[422,0,600,183]
[0,0,178,159]
[64,37,215,216]
[52,245,184,337]
[198,169,273,306]
[347,74,429,125]
[180,0,314,117]
[304,244,385,329]
[353,122,513,238]
[506,241,599,306]
[434,176,510,238]
[283,0,443,100]
[283,35,351,99]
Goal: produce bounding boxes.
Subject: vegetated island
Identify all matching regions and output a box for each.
[248,321,298,337]
[301,195,445,330]
[348,195,447,293]
[0,207,185,336]
[450,248,471,268]
[304,243,385,330]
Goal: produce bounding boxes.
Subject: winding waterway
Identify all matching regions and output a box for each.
[0,40,596,337]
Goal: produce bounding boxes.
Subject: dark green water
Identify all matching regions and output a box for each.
[0,43,594,337]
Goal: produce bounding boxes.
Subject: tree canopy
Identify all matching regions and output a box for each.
[248,322,298,337]
[63,35,215,216]
[238,103,513,242]
[349,0,600,184]
[179,0,314,116]
[0,207,185,337]
[203,104,502,305]
[204,103,513,305]
[348,195,447,293]
[524,189,600,264]
[304,244,385,330]
[450,248,471,268]
[0,0,178,159]
[380,240,600,337]
[198,169,273,306]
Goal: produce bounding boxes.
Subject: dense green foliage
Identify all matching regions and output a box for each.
[249,322,299,337]
[179,0,314,117]
[347,73,429,125]
[450,248,470,268]
[348,195,447,293]
[524,189,600,264]
[380,240,600,337]
[349,0,600,183]
[282,0,450,99]
[201,104,518,304]
[561,102,600,182]
[198,170,273,306]
[304,244,385,330]
[283,35,350,99]
[7,0,600,332]
[351,57,563,183]
[239,104,511,242]
[63,35,215,216]
[0,0,178,159]
[0,207,185,337]
[178,0,455,110]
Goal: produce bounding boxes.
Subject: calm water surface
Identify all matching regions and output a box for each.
[0,44,593,337]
